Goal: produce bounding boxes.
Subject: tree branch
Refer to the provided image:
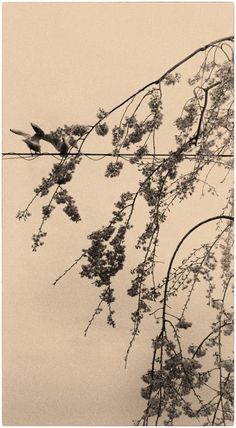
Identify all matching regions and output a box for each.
[161,215,234,329]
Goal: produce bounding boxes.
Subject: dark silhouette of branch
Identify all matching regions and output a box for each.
[2,152,234,158]
[12,35,234,426]
[79,36,233,154]
[52,255,85,286]
[192,321,232,359]
[161,215,234,328]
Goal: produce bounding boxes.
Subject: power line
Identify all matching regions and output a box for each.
[2,152,234,158]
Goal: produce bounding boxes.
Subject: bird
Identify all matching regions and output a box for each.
[10,122,45,153]
[42,133,69,155]
[60,137,69,155]
[10,122,72,156]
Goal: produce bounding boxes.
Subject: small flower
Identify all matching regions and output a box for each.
[32,230,47,252]
[141,386,152,400]
[211,299,223,310]
[112,125,125,145]
[176,318,192,329]
[188,345,206,357]
[105,161,123,178]
[219,359,234,373]
[71,124,89,137]
[42,204,55,220]
[125,116,137,128]
[148,96,162,113]
[95,122,109,136]
[163,73,181,85]
[16,210,31,221]
[96,108,108,120]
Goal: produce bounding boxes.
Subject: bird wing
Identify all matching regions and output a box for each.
[42,134,62,150]
[10,129,31,138]
[23,138,41,153]
[31,123,45,138]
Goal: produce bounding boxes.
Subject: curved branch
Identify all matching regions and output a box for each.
[79,36,234,152]
[192,321,232,359]
[162,215,234,327]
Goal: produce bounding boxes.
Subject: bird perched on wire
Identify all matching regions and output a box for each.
[10,123,45,154]
[42,132,70,155]
[59,137,69,155]
[10,122,73,156]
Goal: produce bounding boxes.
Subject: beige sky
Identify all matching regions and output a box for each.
[3,3,233,426]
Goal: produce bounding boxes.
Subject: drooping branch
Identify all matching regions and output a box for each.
[161,215,234,327]
[10,33,234,426]
[79,36,234,154]
[15,35,233,248]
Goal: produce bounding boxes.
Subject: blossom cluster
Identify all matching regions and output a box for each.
[95,122,109,136]
[34,158,81,196]
[32,230,47,251]
[54,189,81,222]
[163,72,181,86]
[105,161,123,178]
[16,209,31,221]
[81,224,127,289]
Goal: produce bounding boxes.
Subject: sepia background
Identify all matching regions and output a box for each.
[3,3,233,425]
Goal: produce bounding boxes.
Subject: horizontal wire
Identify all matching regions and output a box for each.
[2,152,234,158]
